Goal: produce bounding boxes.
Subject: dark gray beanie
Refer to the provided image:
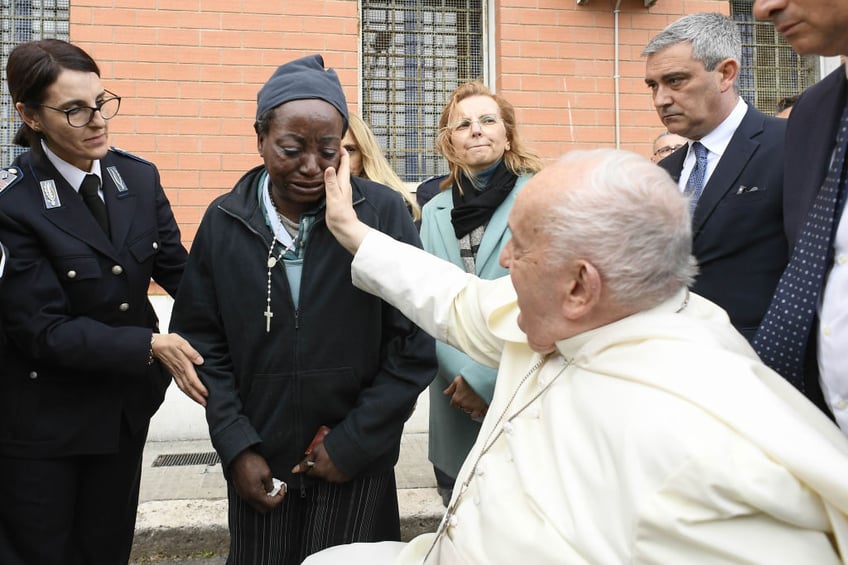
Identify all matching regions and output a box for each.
[255,54,348,130]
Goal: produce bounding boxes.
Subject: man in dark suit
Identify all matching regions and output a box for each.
[752,0,848,424]
[643,13,788,341]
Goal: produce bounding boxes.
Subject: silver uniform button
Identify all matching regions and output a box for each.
[28,371,38,379]
[111,265,123,275]
[152,242,159,250]
[67,270,77,279]
[119,303,130,312]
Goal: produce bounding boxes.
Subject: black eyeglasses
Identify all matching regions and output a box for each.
[40,90,121,128]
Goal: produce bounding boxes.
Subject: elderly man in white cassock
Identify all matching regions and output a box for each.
[305,148,848,564]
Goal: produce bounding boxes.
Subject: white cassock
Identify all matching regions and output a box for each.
[304,231,848,565]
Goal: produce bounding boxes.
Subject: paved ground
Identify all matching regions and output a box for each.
[130,390,444,563]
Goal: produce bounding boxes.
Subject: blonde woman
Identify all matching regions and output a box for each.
[342,113,420,221]
[423,80,543,505]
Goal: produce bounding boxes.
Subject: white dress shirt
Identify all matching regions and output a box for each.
[41,140,104,200]
[678,97,748,192]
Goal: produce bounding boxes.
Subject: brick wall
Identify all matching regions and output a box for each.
[494,0,728,157]
[67,0,728,251]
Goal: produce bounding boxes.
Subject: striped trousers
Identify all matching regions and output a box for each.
[226,470,400,565]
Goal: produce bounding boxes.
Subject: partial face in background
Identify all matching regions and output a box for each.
[754,0,848,56]
[448,95,510,174]
[651,132,688,163]
[258,98,344,221]
[644,42,736,141]
[341,129,363,178]
[18,69,112,171]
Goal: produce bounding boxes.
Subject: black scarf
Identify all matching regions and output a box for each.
[450,160,518,239]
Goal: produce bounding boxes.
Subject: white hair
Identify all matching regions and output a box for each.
[541,149,697,311]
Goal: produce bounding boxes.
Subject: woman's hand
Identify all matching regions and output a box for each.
[445,375,488,421]
[324,148,372,255]
[151,333,207,406]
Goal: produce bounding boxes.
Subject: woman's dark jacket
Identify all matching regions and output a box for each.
[170,166,436,485]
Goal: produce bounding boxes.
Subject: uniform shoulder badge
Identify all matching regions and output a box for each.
[0,167,23,195]
[109,146,153,166]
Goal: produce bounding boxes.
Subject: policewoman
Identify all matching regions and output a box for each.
[0,39,202,564]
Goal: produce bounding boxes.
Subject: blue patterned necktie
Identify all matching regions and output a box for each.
[684,141,709,212]
[752,100,848,391]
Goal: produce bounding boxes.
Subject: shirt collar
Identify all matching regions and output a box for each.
[693,97,747,158]
[41,139,102,193]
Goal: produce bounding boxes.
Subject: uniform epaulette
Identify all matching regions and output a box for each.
[109,146,153,166]
[0,166,23,196]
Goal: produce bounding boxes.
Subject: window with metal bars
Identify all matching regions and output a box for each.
[360,0,485,183]
[1,0,70,166]
[731,0,818,116]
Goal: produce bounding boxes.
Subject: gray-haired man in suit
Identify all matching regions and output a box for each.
[643,12,788,342]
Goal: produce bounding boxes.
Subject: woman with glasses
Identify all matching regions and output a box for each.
[0,39,202,564]
[422,80,543,507]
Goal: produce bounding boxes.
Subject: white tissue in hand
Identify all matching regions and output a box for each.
[267,478,286,496]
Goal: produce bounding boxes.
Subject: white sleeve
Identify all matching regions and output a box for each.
[351,230,507,367]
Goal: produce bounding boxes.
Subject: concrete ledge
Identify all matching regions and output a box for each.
[132,500,228,560]
[131,489,444,561]
[399,488,445,541]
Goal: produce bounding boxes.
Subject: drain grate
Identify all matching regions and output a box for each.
[152,451,220,467]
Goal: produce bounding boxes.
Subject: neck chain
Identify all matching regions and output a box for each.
[263,237,294,333]
[425,353,572,561]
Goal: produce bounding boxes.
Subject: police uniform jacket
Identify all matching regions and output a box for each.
[0,145,187,458]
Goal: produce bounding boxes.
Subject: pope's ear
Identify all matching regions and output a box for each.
[561,259,602,320]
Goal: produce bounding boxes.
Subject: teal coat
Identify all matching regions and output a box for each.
[420,173,532,478]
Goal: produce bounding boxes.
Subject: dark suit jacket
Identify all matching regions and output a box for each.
[784,67,847,251]
[782,66,847,411]
[659,105,788,340]
[0,146,187,458]
[416,174,447,209]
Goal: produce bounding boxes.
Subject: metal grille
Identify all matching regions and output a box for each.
[731,1,818,115]
[152,452,221,467]
[361,0,484,182]
[1,0,70,166]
